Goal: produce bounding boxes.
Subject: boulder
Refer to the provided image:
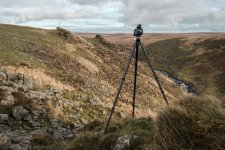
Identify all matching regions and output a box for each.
[113,134,139,150]
[118,111,127,119]
[23,78,33,89]
[0,124,10,133]
[0,114,9,124]
[53,127,75,140]
[7,73,18,82]
[31,108,47,117]
[12,106,29,120]
[50,118,62,128]
[0,133,10,150]
[1,95,15,105]
[0,130,33,150]
[0,72,7,81]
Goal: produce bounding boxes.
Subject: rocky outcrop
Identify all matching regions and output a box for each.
[57,27,74,41]
[12,106,29,120]
[0,130,33,150]
[0,71,81,149]
[95,34,119,49]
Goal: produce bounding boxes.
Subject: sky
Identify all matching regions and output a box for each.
[0,0,225,33]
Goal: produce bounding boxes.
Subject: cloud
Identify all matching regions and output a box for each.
[68,0,109,5]
[0,0,110,23]
[120,0,225,32]
[0,0,225,32]
[1,8,100,23]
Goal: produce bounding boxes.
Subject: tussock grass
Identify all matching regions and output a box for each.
[153,96,225,150]
[66,118,154,150]
[33,134,63,150]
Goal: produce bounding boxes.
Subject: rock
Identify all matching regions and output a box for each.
[0,133,10,150]
[89,98,98,105]
[79,107,83,112]
[12,106,29,120]
[113,134,139,150]
[17,79,24,87]
[28,91,46,99]
[9,144,23,150]
[23,115,33,122]
[103,110,108,115]
[23,78,33,90]
[0,114,9,124]
[30,128,49,137]
[7,73,18,82]
[50,118,61,128]
[53,127,75,140]
[118,111,127,119]
[0,130,32,150]
[1,95,15,105]
[56,27,74,41]
[80,118,88,124]
[0,124,10,133]
[31,108,47,116]
[30,121,42,128]
[0,72,7,81]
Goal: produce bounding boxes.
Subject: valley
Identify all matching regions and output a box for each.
[0,24,225,150]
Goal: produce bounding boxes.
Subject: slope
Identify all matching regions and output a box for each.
[144,34,225,98]
[0,24,188,124]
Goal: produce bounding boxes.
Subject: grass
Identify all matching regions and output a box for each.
[65,96,225,150]
[66,118,155,150]
[33,134,64,150]
[154,96,225,150]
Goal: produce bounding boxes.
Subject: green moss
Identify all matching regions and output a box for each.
[67,118,154,150]
[33,134,64,150]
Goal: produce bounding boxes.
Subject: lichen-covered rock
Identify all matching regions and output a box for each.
[12,106,29,120]
[0,133,10,150]
[0,124,10,133]
[113,134,139,150]
[0,71,81,146]
[1,94,15,105]
[56,27,74,41]
[0,130,33,150]
[0,114,9,124]
[53,127,75,140]
[0,72,7,81]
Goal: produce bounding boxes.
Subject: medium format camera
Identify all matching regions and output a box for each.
[133,24,143,37]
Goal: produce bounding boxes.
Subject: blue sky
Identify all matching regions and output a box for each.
[0,0,225,33]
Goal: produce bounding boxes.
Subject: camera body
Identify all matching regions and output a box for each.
[133,24,143,37]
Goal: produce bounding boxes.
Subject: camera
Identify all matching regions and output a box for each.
[133,24,143,37]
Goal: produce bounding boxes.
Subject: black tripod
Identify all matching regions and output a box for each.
[103,37,168,133]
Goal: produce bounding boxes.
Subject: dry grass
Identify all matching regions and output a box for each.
[153,96,225,150]
[1,66,75,91]
[33,134,63,150]
[45,100,63,118]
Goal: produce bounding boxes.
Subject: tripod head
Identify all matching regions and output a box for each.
[133,24,143,37]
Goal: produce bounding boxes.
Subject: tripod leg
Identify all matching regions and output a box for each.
[140,43,169,105]
[103,44,136,133]
[132,43,139,118]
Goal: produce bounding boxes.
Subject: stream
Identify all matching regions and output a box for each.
[157,69,195,94]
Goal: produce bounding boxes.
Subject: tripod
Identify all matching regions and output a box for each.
[103,37,168,133]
